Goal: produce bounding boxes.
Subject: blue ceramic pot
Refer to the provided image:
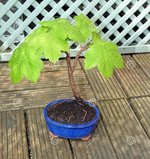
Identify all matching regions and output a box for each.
[43,99,100,139]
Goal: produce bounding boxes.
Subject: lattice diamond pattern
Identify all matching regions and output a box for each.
[0,0,150,53]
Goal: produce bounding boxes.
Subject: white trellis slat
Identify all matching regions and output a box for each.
[124,20,150,46]
[113,6,149,44]
[139,33,150,45]
[103,0,147,40]
[0,0,150,61]
[0,0,17,19]
[2,0,51,51]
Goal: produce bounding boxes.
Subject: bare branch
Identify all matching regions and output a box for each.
[72,45,89,73]
[66,52,81,99]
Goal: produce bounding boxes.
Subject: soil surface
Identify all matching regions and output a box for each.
[47,100,96,124]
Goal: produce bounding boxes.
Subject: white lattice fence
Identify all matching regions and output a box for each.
[0,0,150,61]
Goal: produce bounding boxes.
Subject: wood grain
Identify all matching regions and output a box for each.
[0,69,88,92]
[115,56,150,97]
[71,118,117,159]
[26,108,73,159]
[133,54,150,79]
[130,97,150,138]
[0,110,28,159]
[98,99,150,159]
[0,60,81,76]
[0,85,95,110]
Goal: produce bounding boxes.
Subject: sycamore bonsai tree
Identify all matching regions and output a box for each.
[9,14,124,100]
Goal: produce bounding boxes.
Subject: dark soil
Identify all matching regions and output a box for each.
[47,100,96,124]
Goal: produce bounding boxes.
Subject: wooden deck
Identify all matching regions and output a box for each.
[0,54,150,159]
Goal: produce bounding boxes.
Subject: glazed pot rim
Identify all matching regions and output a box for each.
[43,98,100,128]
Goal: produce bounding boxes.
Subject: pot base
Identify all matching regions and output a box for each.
[81,134,91,141]
[49,131,92,141]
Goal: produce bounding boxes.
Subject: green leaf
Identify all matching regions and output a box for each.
[40,18,85,43]
[40,19,67,39]
[10,64,24,84]
[25,26,49,42]
[9,43,43,83]
[26,30,69,63]
[25,20,75,63]
[74,14,97,40]
[40,20,56,28]
[25,26,50,58]
[92,32,101,43]
[84,40,124,78]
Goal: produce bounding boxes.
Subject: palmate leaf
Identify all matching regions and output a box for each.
[9,43,43,83]
[25,26,49,39]
[40,19,67,39]
[25,26,50,57]
[26,30,69,63]
[40,18,85,43]
[84,40,124,78]
[74,14,97,40]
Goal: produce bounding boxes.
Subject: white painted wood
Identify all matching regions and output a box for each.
[103,0,147,40]
[0,0,17,19]
[123,19,150,46]
[0,0,149,61]
[98,0,131,33]
[119,45,150,54]
[2,0,51,51]
[138,34,150,45]
[113,5,150,44]
[1,44,149,62]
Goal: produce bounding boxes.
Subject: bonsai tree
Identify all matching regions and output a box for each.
[9,14,124,140]
[9,14,124,100]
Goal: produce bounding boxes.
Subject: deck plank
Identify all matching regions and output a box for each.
[1,111,7,159]
[130,97,150,138]
[0,112,2,159]
[133,54,150,79]
[0,110,28,159]
[0,69,87,92]
[98,99,150,159]
[71,120,117,159]
[0,85,95,110]
[80,59,126,100]
[26,108,73,159]
[0,60,81,76]
[115,56,150,97]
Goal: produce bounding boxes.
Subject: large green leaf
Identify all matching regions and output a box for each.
[40,19,67,39]
[84,40,124,78]
[25,29,69,63]
[25,26,49,42]
[25,26,50,57]
[74,14,97,40]
[9,43,43,83]
[40,18,85,43]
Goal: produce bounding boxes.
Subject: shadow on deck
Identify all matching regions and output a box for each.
[0,54,150,159]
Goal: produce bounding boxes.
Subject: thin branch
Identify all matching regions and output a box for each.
[66,52,81,99]
[65,52,72,72]
[72,45,89,73]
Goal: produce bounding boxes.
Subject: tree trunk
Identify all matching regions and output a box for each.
[66,53,81,100]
